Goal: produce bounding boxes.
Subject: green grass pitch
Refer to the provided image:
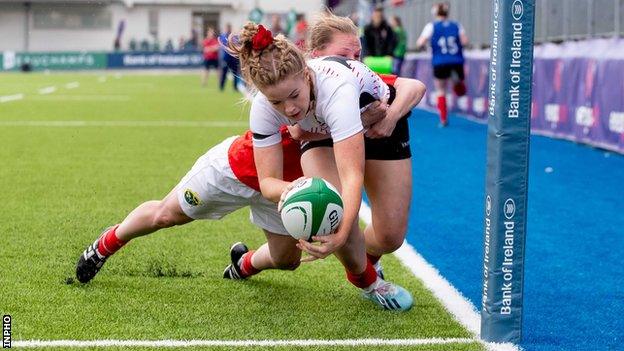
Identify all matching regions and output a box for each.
[0,71,483,350]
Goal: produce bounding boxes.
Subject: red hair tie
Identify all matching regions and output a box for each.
[252,25,274,51]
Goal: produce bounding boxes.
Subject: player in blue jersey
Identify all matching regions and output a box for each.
[416,2,468,127]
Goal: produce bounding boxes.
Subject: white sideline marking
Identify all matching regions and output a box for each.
[65,82,80,89]
[0,120,248,128]
[359,203,520,351]
[13,338,476,348]
[98,76,107,83]
[0,93,24,103]
[38,86,57,95]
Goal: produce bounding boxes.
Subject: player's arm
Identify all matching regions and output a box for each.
[459,24,469,46]
[386,77,426,120]
[254,144,291,203]
[415,23,433,50]
[250,96,294,203]
[286,125,329,142]
[297,85,364,258]
[366,77,426,138]
[298,132,365,258]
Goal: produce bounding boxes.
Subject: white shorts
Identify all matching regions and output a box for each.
[176,136,289,235]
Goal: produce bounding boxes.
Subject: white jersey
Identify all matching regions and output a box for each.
[250,56,390,147]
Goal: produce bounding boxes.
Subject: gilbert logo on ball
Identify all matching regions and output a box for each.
[280,178,343,241]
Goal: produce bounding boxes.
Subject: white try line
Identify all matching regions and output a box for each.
[359,203,520,351]
[13,338,476,348]
[0,93,24,103]
[0,120,248,128]
[38,86,57,95]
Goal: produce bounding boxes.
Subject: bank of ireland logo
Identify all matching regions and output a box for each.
[184,189,201,206]
[512,0,523,20]
[486,195,492,216]
[493,0,500,18]
[504,198,516,219]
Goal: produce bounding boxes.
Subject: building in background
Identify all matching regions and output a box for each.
[0,0,323,52]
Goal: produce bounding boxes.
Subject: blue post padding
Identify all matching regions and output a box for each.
[481,0,535,343]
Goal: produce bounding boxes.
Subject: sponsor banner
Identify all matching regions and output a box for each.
[480,0,535,343]
[106,52,203,68]
[2,52,106,70]
[403,48,624,155]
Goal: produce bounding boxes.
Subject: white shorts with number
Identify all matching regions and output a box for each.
[176,136,288,235]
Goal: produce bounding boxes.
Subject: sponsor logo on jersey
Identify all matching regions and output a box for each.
[184,189,201,206]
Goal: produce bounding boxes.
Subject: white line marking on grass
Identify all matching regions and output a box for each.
[30,95,131,102]
[359,203,520,351]
[0,93,24,103]
[0,120,248,128]
[38,86,57,95]
[65,82,80,89]
[98,76,107,83]
[13,338,476,348]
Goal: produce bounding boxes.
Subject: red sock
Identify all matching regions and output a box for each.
[346,261,378,289]
[240,251,260,277]
[96,225,127,257]
[437,95,448,125]
[366,252,381,265]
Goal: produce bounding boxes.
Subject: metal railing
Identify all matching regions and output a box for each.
[333,0,624,50]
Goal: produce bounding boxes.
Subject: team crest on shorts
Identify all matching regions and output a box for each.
[184,189,201,206]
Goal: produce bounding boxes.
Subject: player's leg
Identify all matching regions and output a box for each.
[300,145,413,311]
[75,187,193,283]
[451,64,467,97]
[363,158,412,267]
[224,195,302,279]
[434,77,449,126]
[223,230,301,279]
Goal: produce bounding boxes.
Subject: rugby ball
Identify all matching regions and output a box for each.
[280,177,343,241]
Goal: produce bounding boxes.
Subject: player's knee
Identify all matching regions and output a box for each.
[273,256,301,271]
[377,226,407,253]
[153,204,181,229]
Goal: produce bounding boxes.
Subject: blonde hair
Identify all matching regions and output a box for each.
[227,22,306,90]
[309,11,359,52]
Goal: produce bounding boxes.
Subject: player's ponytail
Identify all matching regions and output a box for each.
[227,22,307,90]
[432,2,450,18]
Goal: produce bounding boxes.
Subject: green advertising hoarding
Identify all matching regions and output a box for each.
[1,51,107,71]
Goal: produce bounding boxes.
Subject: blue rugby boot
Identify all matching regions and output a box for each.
[362,279,413,311]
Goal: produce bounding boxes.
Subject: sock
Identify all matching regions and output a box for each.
[366,252,381,265]
[453,81,467,97]
[346,261,378,289]
[437,96,448,125]
[238,251,260,277]
[96,225,127,257]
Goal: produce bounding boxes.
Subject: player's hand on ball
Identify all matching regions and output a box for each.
[297,233,347,261]
[278,177,307,212]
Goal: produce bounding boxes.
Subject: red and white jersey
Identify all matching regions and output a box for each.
[228,126,303,192]
[250,56,391,148]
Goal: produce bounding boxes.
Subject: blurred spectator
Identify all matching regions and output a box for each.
[416,2,468,127]
[363,6,396,57]
[164,39,174,52]
[140,39,150,51]
[218,23,241,91]
[201,28,219,87]
[270,14,284,35]
[390,16,406,75]
[129,38,137,51]
[293,14,308,50]
[152,39,160,52]
[178,36,186,51]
